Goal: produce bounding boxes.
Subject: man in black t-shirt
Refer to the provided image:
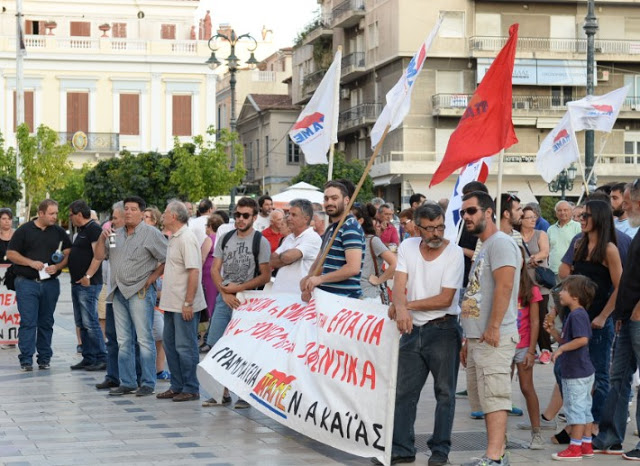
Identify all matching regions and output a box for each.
[68,200,107,371]
[7,199,72,371]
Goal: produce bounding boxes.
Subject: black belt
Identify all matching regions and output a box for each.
[425,314,457,325]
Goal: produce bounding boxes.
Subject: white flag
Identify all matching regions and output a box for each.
[567,85,630,133]
[289,50,341,165]
[444,157,493,242]
[536,112,580,183]
[370,16,443,149]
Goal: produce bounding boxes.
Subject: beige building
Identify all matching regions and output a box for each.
[292,0,640,208]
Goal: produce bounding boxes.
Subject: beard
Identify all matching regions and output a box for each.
[629,212,640,229]
[427,238,443,249]
[613,207,625,217]
[466,217,486,236]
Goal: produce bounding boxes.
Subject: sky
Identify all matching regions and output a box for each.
[196,0,319,48]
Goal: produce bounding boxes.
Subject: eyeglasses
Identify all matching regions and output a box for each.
[400,219,412,226]
[460,206,484,217]
[234,212,252,220]
[417,224,445,233]
[522,216,536,221]
[505,193,521,204]
[580,212,592,220]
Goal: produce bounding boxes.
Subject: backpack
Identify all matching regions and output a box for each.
[220,229,264,287]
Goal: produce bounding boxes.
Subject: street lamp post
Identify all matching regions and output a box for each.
[584,0,598,191]
[548,165,578,200]
[205,29,258,213]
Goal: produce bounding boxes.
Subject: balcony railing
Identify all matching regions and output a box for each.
[171,40,197,54]
[432,94,640,113]
[59,132,120,152]
[111,38,147,52]
[470,36,640,55]
[57,37,99,49]
[303,68,327,91]
[341,52,365,79]
[339,103,382,132]
[25,35,46,48]
[332,0,365,28]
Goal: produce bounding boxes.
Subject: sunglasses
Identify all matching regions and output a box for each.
[233,212,253,220]
[505,193,521,203]
[580,212,592,220]
[400,219,412,226]
[460,206,484,217]
[417,224,445,233]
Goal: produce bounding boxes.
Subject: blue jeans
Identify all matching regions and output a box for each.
[562,374,595,425]
[72,284,107,365]
[105,303,119,383]
[206,294,233,347]
[163,311,200,394]
[113,287,156,389]
[15,276,60,366]
[392,317,462,457]
[589,318,614,424]
[593,320,639,449]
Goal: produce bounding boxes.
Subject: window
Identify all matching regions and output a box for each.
[255,139,260,169]
[246,142,253,169]
[551,86,573,107]
[476,13,500,36]
[172,95,191,136]
[70,21,91,37]
[436,70,463,94]
[287,140,300,164]
[13,90,34,132]
[265,136,269,167]
[119,93,139,136]
[25,20,45,35]
[440,11,464,38]
[67,92,89,133]
[112,23,127,38]
[161,24,176,40]
[368,22,378,49]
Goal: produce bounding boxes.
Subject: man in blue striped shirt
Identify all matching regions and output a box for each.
[301,181,364,300]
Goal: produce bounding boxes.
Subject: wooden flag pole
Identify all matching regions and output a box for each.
[495,150,505,221]
[310,124,391,277]
[576,132,611,205]
[327,45,342,182]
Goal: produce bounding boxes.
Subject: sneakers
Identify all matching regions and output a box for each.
[461,454,510,466]
[20,364,33,372]
[234,398,250,409]
[552,444,582,461]
[470,411,485,419]
[96,379,119,390]
[38,362,50,370]
[371,456,415,465]
[582,442,594,458]
[539,350,552,365]
[529,431,545,450]
[202,395,232,407]
[593,443,623,455]
[456,389,468,398]
[76,344,82,354]
[552,429,571,445]
[428,451,449,466]
[135,386,155,397]
[199,344,212,354]
[623,449,640,461]
[70,360,92,370]
[518,415,558,431]
[156,370,171,381]
[509,405,524,416]
[109,385,136,396]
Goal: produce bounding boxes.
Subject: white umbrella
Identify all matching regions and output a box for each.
[271,182,324,209]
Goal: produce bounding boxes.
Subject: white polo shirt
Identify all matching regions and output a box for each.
[272,227,322,293]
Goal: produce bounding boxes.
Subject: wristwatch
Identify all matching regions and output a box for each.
[184,302,193,307]
[85,274,91,280]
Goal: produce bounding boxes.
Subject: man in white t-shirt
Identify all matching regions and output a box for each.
[253,195,272,232]
[270,199,321,293]
[188,198,214,246]
[383,204,464,466]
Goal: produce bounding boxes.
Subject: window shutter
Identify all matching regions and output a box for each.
[67,92,89,134]
[119,94,139,136]
[13,90,34,132]
[161,24,176,40]
[112,23,127,38]
[172,95,191,136]
[70,21,90,37]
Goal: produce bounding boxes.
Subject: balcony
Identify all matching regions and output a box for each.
[469,36,640,60]
[341,52,366,81]
[59,132,119,153]
[338,103,381,134]
[301,23,333,46]
[302,68,327,97]
[332,0,365,29]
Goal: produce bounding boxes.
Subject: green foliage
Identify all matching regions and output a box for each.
[50,166,89,223]
[293,11,324,47]
[0,131,20,208]
[291,151,374,203]
[16,124,73,212]
[540,196,559,224]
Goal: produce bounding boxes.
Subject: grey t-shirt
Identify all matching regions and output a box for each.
[213,230,271,285]
[461,231,521,338]
[362,235,389,299]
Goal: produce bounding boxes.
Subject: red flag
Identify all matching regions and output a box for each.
[430,24,519,187]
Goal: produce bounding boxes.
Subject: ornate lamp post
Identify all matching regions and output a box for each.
[205,30,258,212]
[584,0,598,191]
[548,164,578,200]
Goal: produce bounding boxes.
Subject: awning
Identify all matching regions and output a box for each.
[536,117,561,129]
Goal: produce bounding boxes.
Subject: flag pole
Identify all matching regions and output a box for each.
[577,132,611,205]
[327,45,342,182]
[311,124,391,277]
[495,150,504,220]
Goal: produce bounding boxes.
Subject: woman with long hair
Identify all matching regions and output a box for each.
[0,207,15,264]
[351,203,396,302]
[520,205,552,363]
[199,214,224,353]
[558,199,622,435]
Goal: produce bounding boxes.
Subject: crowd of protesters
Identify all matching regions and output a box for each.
[2,177,640,465]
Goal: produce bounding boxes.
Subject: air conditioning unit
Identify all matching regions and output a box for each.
[340,88,350,99]
[514,101,529,110]
[597,70,610,82]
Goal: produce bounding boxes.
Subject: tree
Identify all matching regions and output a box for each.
[291,151,374,202]
[84,156,127,213]
[170,128,245,201]
[16,124,73,216]
[50,166,89,223]
[0,131,21,208]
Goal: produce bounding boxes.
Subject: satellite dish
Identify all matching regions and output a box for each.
[137,11,144,19]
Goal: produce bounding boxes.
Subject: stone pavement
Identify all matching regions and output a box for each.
[0,274,637,465]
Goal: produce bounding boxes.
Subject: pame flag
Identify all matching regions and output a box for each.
[443,157,492,242]
[567,85,630,133]
[289,50,341,164]
[536,112,580,183]
[370,16,443,148]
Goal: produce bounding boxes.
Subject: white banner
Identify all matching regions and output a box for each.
[197,289,400,463]
[535,111,580,183]
[0,266,19,344]
[567,85,630,133]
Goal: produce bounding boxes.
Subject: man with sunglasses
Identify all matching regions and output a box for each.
[471,193,523,263]
[202,197,271,409]
[459,191,522,466]
[381,204,464,466]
